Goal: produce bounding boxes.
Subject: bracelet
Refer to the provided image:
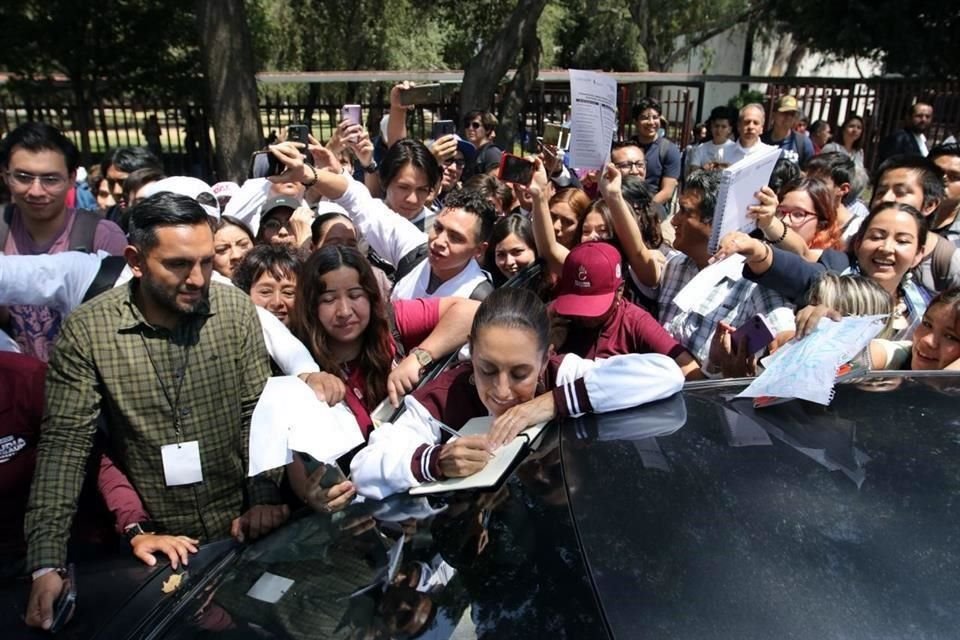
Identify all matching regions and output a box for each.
[748,241,771,265]
[301,164,318,187]
[768,219,788,244]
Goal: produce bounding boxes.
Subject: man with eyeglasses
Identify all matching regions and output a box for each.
[0,122,126,361]
[461,111,502,180]
[629,97,681,206]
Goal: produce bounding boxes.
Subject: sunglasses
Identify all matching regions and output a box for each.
[467,121,484,130]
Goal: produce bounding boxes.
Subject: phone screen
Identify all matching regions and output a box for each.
[498,154,535,186]
[341,105,362,126]
[399,83,442,106]
[542,123,562,147]
[296,452,348,488]
[431,120,456,140]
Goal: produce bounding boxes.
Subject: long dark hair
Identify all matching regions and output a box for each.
[485,214,537,286]
[838,114,865,151]
[290,246,393,409]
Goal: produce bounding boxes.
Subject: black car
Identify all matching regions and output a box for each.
[5,372,959,638]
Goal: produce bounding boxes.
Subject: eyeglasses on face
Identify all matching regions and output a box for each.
[467,121,484,130]
[776,206,817,224]
[6,170,68,191]
[614,161,646,171]
[443,157,466,168]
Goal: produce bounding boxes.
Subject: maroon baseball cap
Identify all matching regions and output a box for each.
[553,242,623,318]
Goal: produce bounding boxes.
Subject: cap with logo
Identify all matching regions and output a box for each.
[553,241,623,318]
[775,95,800,113]
[260,195,300,220]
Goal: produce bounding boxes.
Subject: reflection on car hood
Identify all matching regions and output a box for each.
[152,431,608,639]
[563,374,960,639]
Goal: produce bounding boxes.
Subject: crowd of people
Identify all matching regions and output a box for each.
[2,81,959,631]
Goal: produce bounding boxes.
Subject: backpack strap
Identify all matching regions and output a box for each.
[385,303,406,360]
[82,256,127,303]
[394,243,430,283]
[0,204,14,252]
[68,209,104,253]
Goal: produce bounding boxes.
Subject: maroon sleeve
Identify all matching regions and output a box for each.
[626,305,688,359]
[392,298,441,353]
[97,454,150,533]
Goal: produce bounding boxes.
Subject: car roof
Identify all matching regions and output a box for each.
[562,372,960,639]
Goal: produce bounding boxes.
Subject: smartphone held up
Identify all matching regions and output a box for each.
[248,124,313,180]
[497,154,535,186]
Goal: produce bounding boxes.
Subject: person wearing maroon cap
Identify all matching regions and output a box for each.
[551,241,702,380]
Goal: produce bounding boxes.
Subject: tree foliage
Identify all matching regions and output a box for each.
[766,0,960,78]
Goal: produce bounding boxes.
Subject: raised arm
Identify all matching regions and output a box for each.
[270,142,426,266]
[386,297,480,406]
[599,163,661,288]
[529,158,569,277]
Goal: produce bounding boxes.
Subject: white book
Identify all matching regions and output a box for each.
[707,146,782,255]
[409,416,549,495]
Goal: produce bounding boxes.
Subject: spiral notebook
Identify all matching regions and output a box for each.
[706,146,782,255]
[409,416,549,495]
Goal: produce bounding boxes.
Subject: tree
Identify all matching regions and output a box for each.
[624,0,758,71]
[196,0,262,183]
[0,0,200,164]
[766,0,960,78]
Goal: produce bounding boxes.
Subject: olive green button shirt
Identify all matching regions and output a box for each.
[25,281,276,571]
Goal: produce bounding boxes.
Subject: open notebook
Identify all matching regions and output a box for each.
[409,416,549,495]
[706,145,781,254]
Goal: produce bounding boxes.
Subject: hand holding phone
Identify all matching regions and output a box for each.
[497,153,535,186]
[731,314,776,356]
[49,564,77,633]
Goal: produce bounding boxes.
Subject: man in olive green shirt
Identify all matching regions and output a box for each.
[25,192,287,630]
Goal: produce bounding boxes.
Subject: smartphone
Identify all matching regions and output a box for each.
[731,314,776,356]
[49,564,77,634]
[248,150,283,179]
[542,122,562,147]
[287,124,310,145]
[399,83,442,106]
[341,104,362,126]
[497,153,535,186]
[431,119,457,140]
[296,452,348,489]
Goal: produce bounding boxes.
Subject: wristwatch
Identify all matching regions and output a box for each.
[411,347,433,373]
[124,521,159,543]
[362,160,378,174]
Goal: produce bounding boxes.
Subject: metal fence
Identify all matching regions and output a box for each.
[1,76,957,182]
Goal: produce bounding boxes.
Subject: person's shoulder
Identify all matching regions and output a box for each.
[412,362,485,427]
[0,351,46,377]
[209,281,257,314]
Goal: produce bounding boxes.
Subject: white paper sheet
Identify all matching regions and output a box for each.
[737,315,887,405]
[707,145,782,254]
[568,69,618,170]
[671,254,746,312]
[246,572,295,604]
[248,376,365,476]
